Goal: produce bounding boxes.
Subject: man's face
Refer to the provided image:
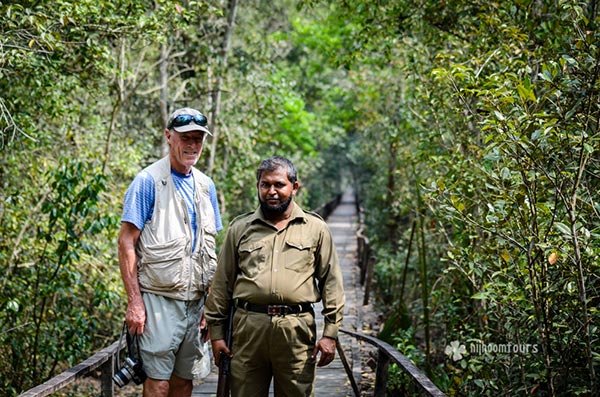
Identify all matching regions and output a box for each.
[257,167,299,215]
[166,130,205,174]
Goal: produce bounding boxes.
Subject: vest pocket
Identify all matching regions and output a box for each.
[194,232,217,291]
[138,236,187,291]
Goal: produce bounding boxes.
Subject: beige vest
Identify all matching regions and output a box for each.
[135,156,217,301]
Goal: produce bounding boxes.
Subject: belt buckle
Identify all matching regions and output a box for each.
[267,305,287,316]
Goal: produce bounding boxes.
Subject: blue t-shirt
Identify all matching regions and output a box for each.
[121,168,223,249]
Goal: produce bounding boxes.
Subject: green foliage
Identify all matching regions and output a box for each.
[212,1,350,215]
[387,327,427,395]
[425,2,599,394]
[3,0,598,396]
[0,158,121,393]
[1,1,350,394]
[323,0,600,395]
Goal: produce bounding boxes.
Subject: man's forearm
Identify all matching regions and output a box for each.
[118,223,142,301]
[117,223,145,333]
[118,247,142,302]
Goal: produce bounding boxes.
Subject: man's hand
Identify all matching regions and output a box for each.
[211,338,233,366]
[312,336,337,367]
[125,298,146,335]
[200,313,209,343]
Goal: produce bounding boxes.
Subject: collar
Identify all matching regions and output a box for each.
[248,202,307,227]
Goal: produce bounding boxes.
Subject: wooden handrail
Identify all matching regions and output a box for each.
[19,339,124,397]
[21,330,445,397]
[314,193,343,220]
[340,329,446,397]
[18,191,446,396]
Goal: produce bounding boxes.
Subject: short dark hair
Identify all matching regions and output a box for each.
[256,156,298,184]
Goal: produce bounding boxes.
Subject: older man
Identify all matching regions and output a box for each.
[118,107,222,396]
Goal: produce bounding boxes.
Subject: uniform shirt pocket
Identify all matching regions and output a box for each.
[283,238,316,272]
[238,240,266,278]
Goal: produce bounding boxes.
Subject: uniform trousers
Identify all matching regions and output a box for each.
[230,308,317,397]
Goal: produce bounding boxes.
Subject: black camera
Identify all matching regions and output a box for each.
[113,322,147,388]
[114,356,147,387]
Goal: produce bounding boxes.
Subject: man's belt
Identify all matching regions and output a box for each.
[237,299,313,317]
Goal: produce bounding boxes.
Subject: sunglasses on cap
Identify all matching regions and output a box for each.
[168,113,208,129]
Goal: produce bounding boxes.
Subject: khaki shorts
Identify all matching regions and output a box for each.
[139,293,204,380]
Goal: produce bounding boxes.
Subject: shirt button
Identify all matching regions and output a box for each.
[274,268,278,272]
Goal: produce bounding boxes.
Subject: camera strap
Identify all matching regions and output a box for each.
[127,328,143,364]
[115,321,145,372]
[114,321,127,373]
[126,326,134,357]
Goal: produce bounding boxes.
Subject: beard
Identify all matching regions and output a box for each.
[259,194,293,216]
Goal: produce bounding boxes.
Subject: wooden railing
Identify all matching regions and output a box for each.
[350,196,444,395]
[314,192,342,219]
[18,192,445,397]
[19,329,446,397]
[356,202,375,305]
[340,329,446,397]
[18,339,123,397]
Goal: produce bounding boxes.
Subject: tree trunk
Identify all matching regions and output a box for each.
[207,0,238,175]
[160,42,170,157]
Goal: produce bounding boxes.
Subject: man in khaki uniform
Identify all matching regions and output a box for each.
[205,156,345,397]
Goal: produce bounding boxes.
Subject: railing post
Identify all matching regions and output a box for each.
[363,255,375,305]
[100,352,115,397]
[358,236,369,285]
[374,347,390,397]
[356,235,365,283]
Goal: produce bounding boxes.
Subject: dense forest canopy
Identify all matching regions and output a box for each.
[1,0,598,396]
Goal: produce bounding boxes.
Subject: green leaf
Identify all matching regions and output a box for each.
[555,222,572,236]
[471,292,489,300]
[517,83,536,102]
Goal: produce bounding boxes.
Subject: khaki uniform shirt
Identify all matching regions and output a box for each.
[205,203,345,340]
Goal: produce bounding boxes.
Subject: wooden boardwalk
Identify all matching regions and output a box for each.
[192,190,361,396]
[22,189,446,397]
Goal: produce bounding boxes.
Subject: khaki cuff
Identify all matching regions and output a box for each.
[322,323,339,340]
[208,324,226,341]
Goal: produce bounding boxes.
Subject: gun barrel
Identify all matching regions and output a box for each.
[216,301,235,396]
